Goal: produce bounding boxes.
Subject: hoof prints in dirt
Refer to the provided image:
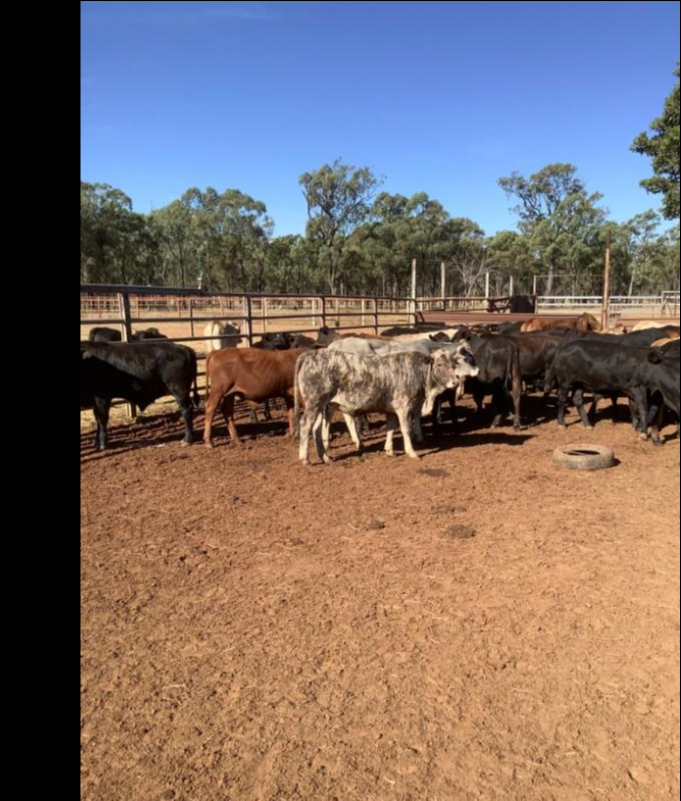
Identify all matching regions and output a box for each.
[420,468,449,478]
[445,523,477,539]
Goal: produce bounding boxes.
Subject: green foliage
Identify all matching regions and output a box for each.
[299,159,382,293]
[632,64,680,220]
[81,158,680,296]
[499,164,606,293]
[80,182,158,284]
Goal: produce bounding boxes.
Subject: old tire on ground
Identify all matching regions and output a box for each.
[553,444,615,471]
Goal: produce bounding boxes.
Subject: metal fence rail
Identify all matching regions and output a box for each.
[80,285,419,349]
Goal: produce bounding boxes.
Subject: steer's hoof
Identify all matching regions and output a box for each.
[204,441,214,449]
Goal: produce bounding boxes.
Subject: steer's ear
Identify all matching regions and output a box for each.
[648,348,663,364]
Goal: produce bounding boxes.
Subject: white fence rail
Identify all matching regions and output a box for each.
[538,294,679,317]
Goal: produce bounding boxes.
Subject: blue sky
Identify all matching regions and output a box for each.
[81,0,680,235]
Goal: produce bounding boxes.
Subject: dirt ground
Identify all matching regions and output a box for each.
[81,398,680,801]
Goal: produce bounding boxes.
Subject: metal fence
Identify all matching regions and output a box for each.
[537,294,678,318]
[80,285,419,349]
[81,286,680,346]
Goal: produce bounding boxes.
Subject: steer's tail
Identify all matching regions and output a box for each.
[543,355,557,396]
[293,351,310,439]
[504,346,521,395]
[203,350,214,405]
[189,349,202,409]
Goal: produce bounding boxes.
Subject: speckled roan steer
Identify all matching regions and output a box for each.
[295,346,479,465]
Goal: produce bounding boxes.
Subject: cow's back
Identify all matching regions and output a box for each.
[207,347,303,400]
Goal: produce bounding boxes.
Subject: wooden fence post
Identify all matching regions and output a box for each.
[243,296,253,346]
[440,262,446,311]
[118,291,136,419]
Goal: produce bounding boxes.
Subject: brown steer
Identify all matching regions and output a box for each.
[520,312,601,333]
[204,348,305,446]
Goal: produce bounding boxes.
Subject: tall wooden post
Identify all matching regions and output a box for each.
[243,296,253,346]
[119,291,136,418]
[411,258,418,324]
[601,230,612,330]
[440,261,446,311]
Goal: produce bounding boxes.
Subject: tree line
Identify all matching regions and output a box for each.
[81,66,680,299]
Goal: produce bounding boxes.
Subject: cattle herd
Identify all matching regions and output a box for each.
[80,311,680,462]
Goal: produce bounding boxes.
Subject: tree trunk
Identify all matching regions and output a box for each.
[546,263,555,295]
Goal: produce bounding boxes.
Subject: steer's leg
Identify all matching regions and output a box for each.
[629,396,642,434]
[222,395,240,444]
[412,414,424,443]
[573,389,592,429]
[93,397,111,450]
[299,404,324,465]
[609,394,618,423]
[472,384,485,416]
[384,413,399,456]
[284,397,295,437]
[312,409,331,463]
[556,386,568,428]
[299,409,314,464]
[248,404,259,424]
[398,408,420,459]
[511,364,522,430]
[175,392,194,446]
[317,410,332,463]
[633,387,649,441]
[649,404,663,446]
[203,390,222,448]
[646,393,663,445]
[491,381,505,428]
[343,413,362,452]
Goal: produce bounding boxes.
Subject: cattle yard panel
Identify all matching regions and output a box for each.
[80,286,418,347]
[416,296,539,314]
[81,286,681,352]
[538,295,677,318]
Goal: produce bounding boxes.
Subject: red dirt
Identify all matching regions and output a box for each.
[81,400,680,801]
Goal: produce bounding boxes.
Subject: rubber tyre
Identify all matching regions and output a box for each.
[553,444,615,471]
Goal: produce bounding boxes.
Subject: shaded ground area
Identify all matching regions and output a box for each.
[81,399,680,800]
